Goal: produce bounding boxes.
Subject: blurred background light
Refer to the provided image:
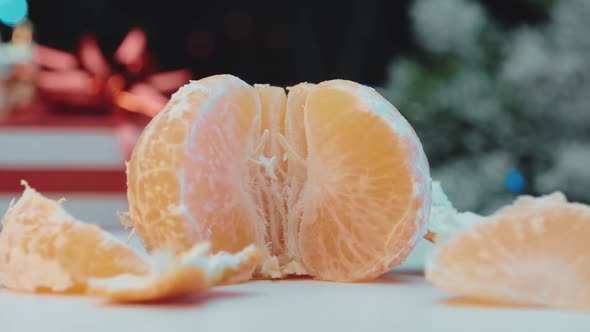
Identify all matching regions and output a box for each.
[0,0,28,26]
[505,169,526,194]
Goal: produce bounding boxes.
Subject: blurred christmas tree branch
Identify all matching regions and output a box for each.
[379,0,590,213]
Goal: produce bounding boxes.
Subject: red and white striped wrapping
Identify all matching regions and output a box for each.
[0,119,134,230]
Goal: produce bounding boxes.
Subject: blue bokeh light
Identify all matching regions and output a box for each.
[505,169,526,193]
[0,0,28,26]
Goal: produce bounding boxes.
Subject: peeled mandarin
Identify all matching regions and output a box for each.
[125,74,431,282]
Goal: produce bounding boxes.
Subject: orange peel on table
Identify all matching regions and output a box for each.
[0,181,147,294]
[0,181,262,303]
[124,74,432,282]
[88,243,262,303]
[425,187,590,312]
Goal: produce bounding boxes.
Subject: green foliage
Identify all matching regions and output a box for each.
[381,0,590,212]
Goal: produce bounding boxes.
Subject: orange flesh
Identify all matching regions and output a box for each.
[126,75,431,282]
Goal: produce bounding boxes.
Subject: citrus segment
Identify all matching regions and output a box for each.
[426,192,590,311]
[255,84,287,165]
[298,80,431,281]
[253,84,288,257]
[284,83,314,164]
[126,75,267,255]
[0,182,147,293]
[282,83,314,263]
[181,79,263,254]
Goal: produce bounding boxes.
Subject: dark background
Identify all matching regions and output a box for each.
[1,0,547,86]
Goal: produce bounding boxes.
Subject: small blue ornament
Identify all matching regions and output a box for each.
[0,0,28,26]
[505,169,525,193]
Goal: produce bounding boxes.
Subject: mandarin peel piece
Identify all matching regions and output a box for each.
[88,242,263,303]
[0,181,262,302]
[425,192,590,312]
[424,231,437,243]
[0,181,148,294]
[425,181,485,244]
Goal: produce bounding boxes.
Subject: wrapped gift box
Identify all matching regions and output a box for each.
[0,117,130,229]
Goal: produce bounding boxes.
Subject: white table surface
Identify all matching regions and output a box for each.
[2,234,589,332]
[2,270,589,332]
